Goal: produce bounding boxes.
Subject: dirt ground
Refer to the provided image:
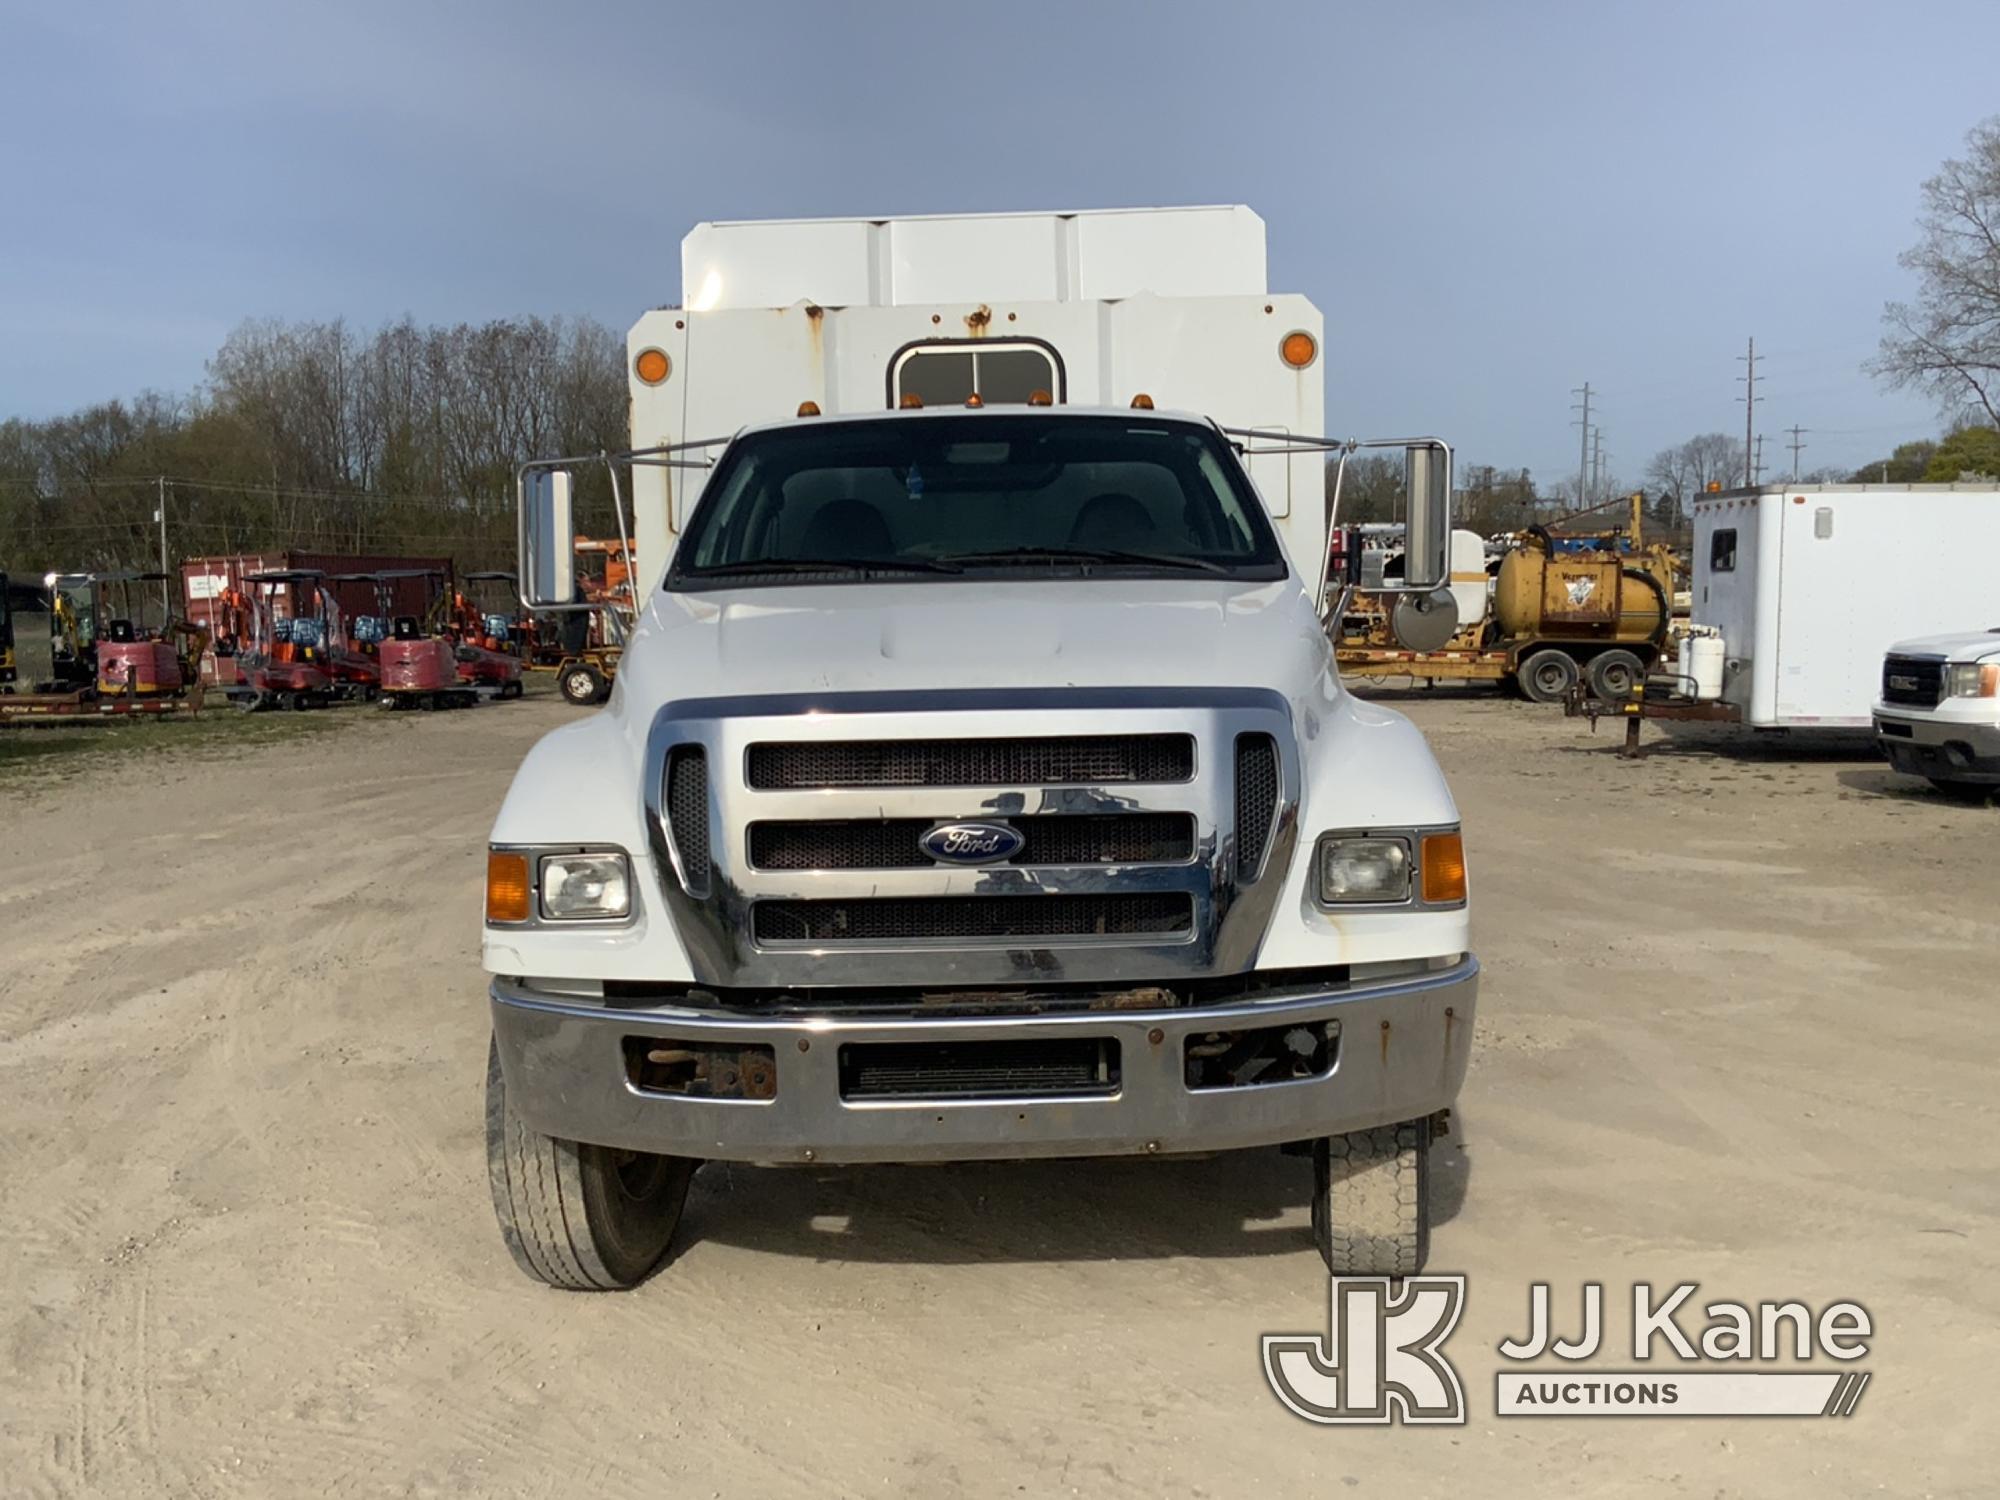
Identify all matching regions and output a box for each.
[1,686,1993,1498]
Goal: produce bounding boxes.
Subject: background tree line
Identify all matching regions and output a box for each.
[0,316,627,578]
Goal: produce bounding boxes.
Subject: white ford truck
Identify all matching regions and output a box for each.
[481,208,1478,1289]
[1874,629,2000,794]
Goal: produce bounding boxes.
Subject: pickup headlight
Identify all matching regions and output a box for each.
[1315,829,1467,908]
[540,852,632,920]
[1947,662,2000,698]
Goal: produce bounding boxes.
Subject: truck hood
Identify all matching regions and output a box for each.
[1887,629,2000,661]
[621,577,1330,703]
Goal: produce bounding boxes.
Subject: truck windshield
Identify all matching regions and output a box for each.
[669,414,1288,589]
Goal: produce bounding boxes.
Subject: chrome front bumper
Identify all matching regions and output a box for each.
[489,958,1478,1164]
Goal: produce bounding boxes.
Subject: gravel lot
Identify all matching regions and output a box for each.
[1,687,1992,1497]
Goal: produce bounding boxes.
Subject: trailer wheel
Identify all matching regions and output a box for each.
[286,690,312,712]
[485,1038,695,1290]
[1312,1117,1431,1277]
[1587,649,1645,702]
[561,664,604,706]
[1516,649,1579,704]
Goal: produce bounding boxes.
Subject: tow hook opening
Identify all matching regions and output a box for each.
[625,1038,778,1099]
[1183,1019,1337,1091]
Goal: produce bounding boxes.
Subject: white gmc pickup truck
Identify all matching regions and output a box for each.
[479,209,1479,1289]
[1874,629,2000,794]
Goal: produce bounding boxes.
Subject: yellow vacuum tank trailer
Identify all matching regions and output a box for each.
[1492,528,1673,701]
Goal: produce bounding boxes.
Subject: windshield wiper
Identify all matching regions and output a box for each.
[687,555,964,578]
[939,546,1236,575]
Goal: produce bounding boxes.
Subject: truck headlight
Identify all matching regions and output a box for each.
[1315,829,1467,908]
[1317,836,1412,904]
[539,852,632,920]
[1947,662,2000,698]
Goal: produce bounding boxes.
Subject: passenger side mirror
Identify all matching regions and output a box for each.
[1402,441,1452,592]
[520,469,576,608]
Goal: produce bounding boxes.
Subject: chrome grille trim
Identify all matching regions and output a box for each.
[642,687,1298,988]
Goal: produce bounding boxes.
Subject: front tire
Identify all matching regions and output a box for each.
[1312,1118,1432,1277]
[1926,777,1997,802]
[485,1039,695,1289]
[560,664,604,706]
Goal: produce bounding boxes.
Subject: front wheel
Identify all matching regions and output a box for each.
[1515,648,1580,704]
[485,1039,696,1289]
[560,664,605,706]
[1926,777,1997,803]
[1312,1118,1432,1277]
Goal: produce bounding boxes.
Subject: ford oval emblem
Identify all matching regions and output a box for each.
[920,820,1024,865]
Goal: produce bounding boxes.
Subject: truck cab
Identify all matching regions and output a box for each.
[481,209,1478,1290]
[1874,629,2000,794]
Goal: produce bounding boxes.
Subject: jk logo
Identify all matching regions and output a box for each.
[1262,1276,1468,1425]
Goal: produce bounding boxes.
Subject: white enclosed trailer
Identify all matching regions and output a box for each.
[626,207,1327,603]
[1690,484,2000,727]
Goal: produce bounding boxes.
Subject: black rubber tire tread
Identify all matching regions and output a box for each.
[1587,649,1645,702]
[1516,648,1580,704]
[1312,1117,1432,1277]
[484,1037,693,1290]
[1926,778,1997,802]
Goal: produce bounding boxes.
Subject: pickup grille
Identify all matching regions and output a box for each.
[748,813,1196,870]
[746,734,1194,789]
[752,893,1194,944]
[1881,656,1945,707]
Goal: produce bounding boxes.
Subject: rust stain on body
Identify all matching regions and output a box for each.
[964,304,992,336]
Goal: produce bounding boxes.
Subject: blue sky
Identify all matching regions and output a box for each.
[3,0,1993,486]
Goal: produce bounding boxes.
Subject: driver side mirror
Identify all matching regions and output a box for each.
[1402,441,1452,592]
[520,469,576,608]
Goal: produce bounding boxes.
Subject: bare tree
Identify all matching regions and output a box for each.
[1644,432,1747,515]
[1875,117,2000,426]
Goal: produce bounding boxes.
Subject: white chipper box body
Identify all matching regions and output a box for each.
[625,207,1325,604]
[1690,484,2000,728]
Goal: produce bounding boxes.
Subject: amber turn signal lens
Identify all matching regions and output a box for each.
[1129,393,1155,410]
[634,348,671,385]
[899,392,924,409]
[1027,388,1053,406]
[796,400,821,417]
[486,851,531,923]
[1280,331,1318,369]
[1419,831,1467,905]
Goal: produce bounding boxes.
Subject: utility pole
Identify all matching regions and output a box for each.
[1753,433,1767,485]
[155,475,170,616]
[1591,428,1606,502]
[1786,425,1808,481]
[1572,383,1594,510]
[1736,337,1760,487]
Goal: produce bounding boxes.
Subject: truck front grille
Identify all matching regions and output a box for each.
[839,1037,1120,1100]
[1882,656,1945,707]
[666,746,712,896]
[746,733,1194,789]
[752,893,1194,945]
[1235,733,1279,880]
[748,813,1196,870]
